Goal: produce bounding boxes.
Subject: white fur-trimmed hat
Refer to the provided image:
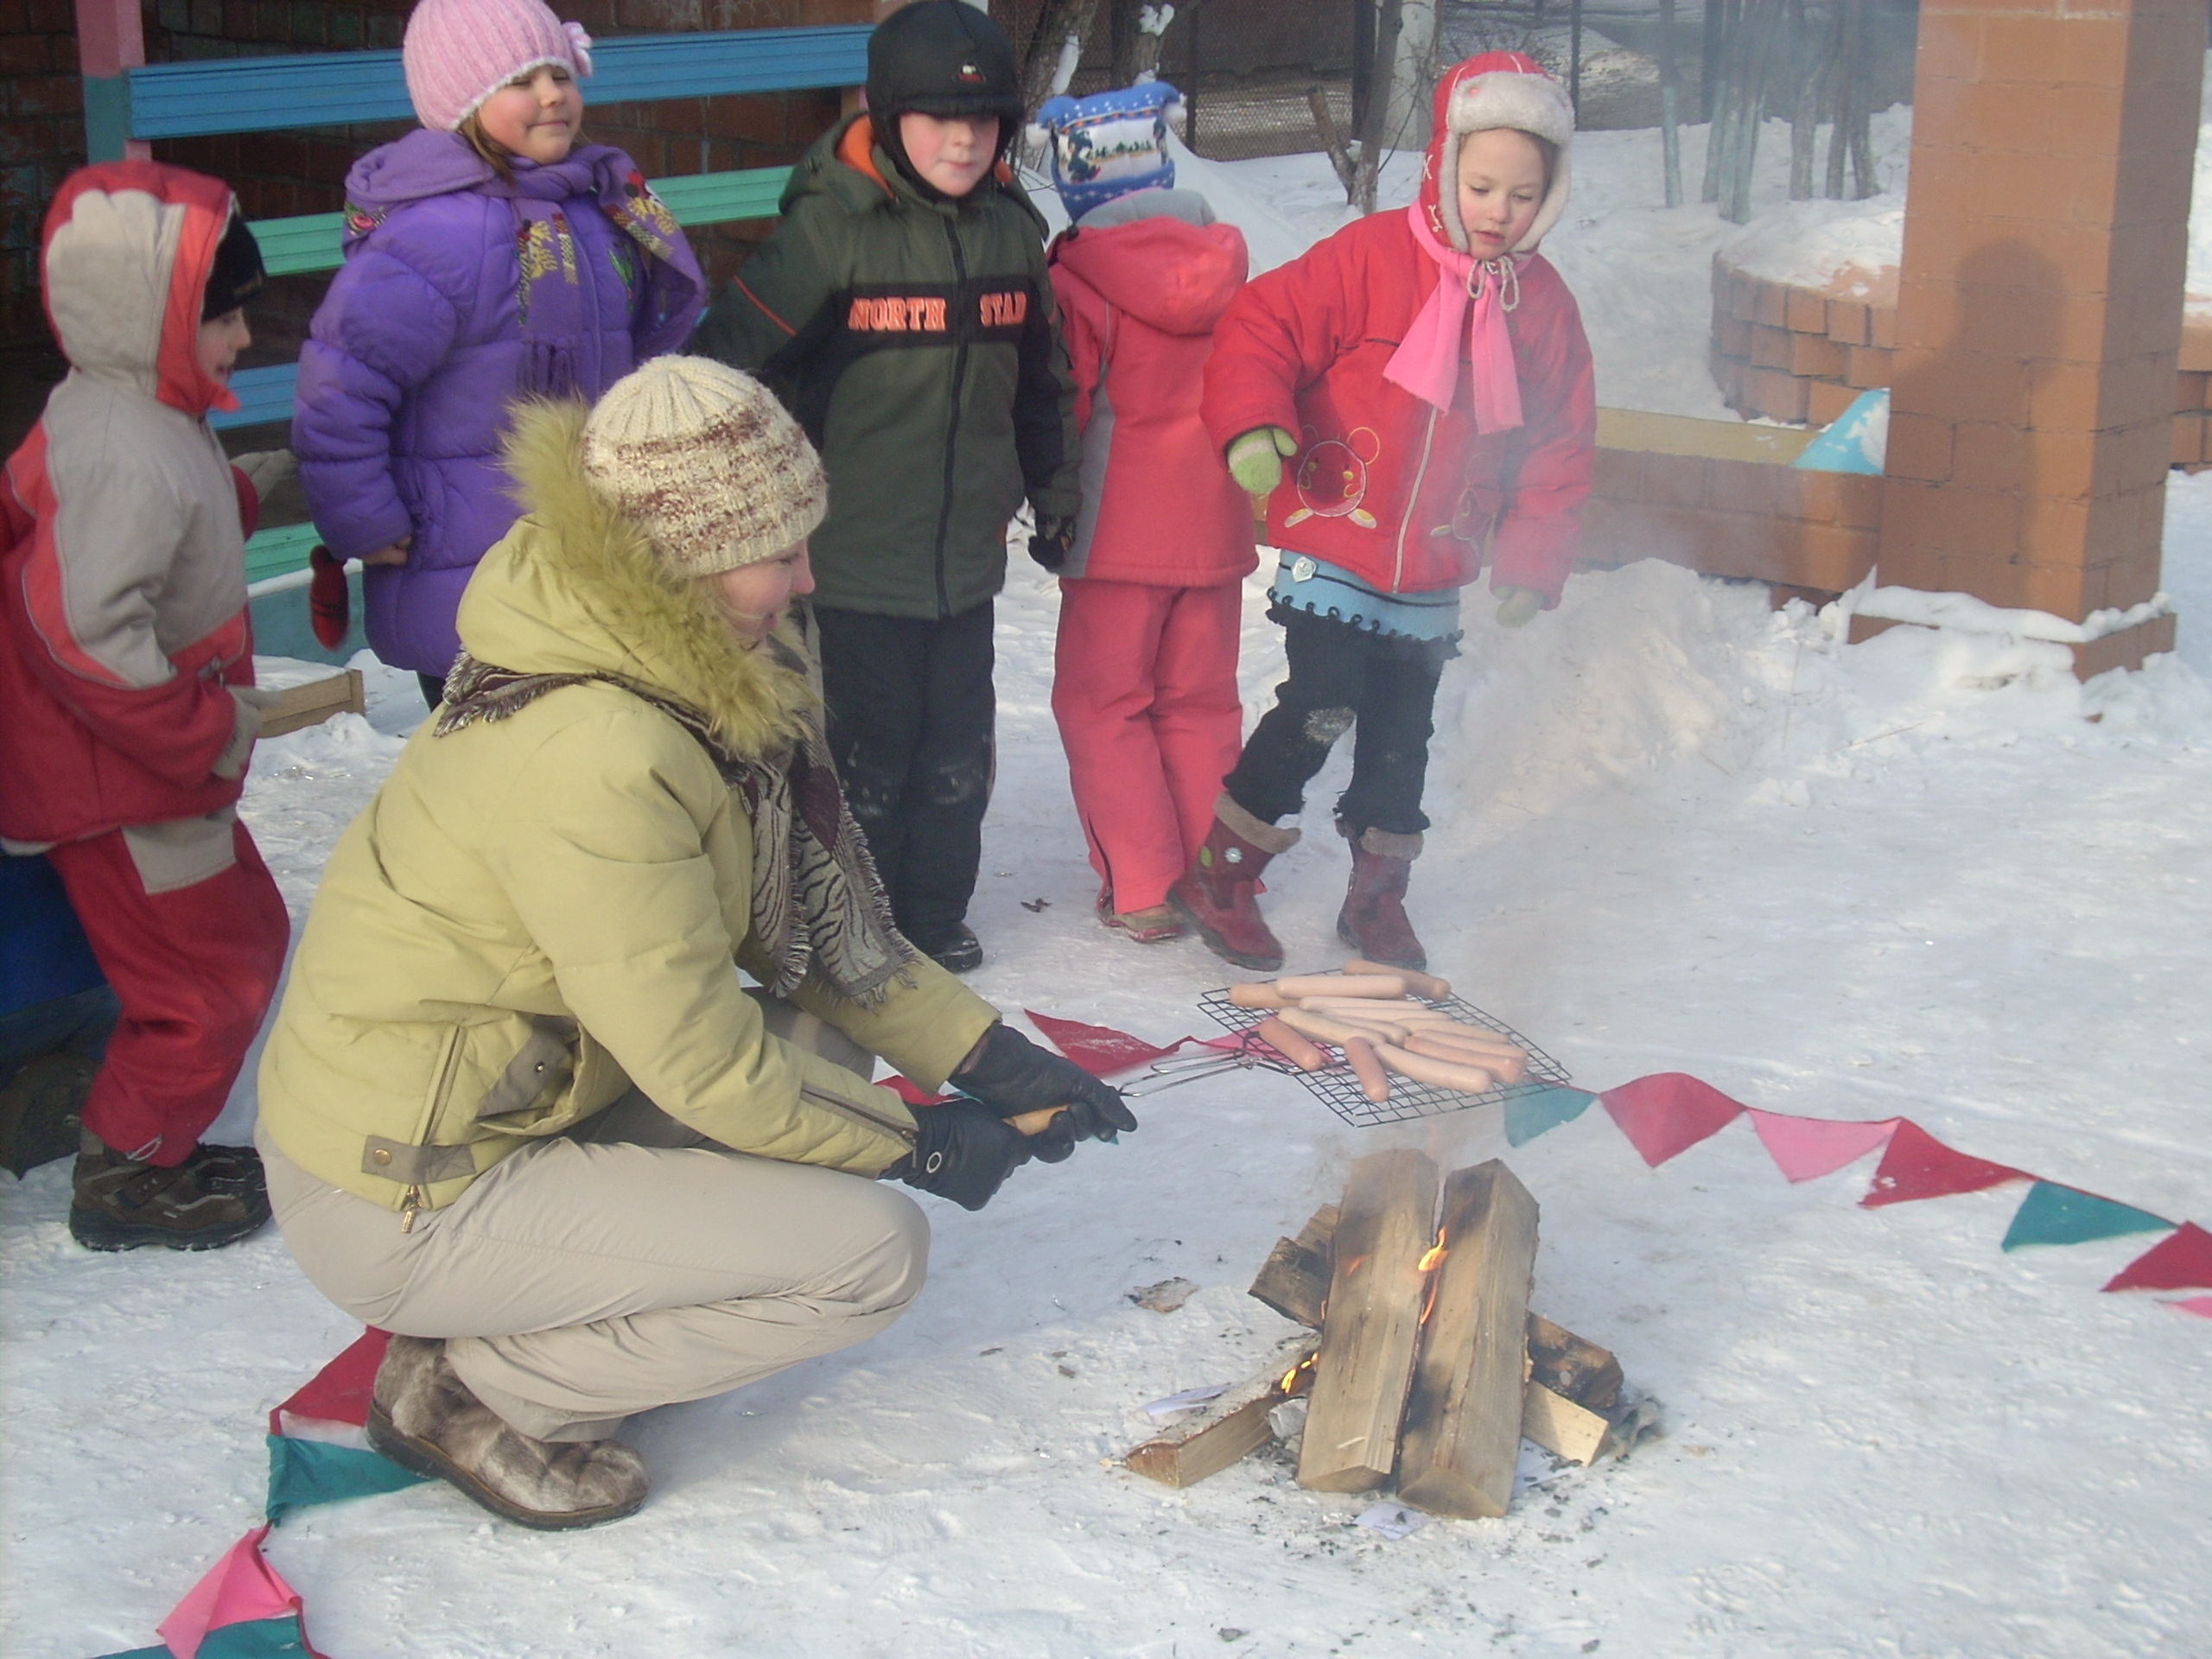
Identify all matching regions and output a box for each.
[1434,52,1575,255]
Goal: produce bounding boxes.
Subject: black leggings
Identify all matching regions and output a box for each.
[1224,607,1452,839]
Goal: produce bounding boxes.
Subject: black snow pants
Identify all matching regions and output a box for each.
[1223,605,1454,838]
[812,601,995,949]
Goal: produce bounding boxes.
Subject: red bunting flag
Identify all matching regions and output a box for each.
[878,1075,949,1106]
[2102,1222,2212,1294]
[1599,1072,1746,1167]
[1746,1109,1901,1183]
[2166,1296,2212,1319]
[1024,1010,1192,1077]
[1860,1119,2028,1208]
[270,1326,387,1437]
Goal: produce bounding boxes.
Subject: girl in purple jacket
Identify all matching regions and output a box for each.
[295,0,702,702]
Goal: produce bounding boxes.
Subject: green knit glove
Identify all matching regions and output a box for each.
[1496,587,1544,628]
[1227,426,1297,499]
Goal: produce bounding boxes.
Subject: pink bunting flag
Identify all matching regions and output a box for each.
[1745,1109,1902,1183]
[1024,1010,1192,1077]
[2102,1222,2212,1294]
[1599,1072,1747,1167]
[1859,1119,2027,1208]
[2165,1296,2212,1319]
[156,1526,322,1659]
[270,1326,388,1436]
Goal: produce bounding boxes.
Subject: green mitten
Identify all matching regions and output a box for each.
[1226,426,1298,499]
[1496,587,1544,628]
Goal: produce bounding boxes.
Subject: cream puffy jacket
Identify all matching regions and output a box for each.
[257,402,997,1214]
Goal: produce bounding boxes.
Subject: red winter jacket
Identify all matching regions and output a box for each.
[1200,64,1596,602]
[1047,193,1258,587]
[0,163,263,849]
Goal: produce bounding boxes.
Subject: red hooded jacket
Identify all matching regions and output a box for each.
[0,162,262,848]
[1200,55,1596,603]
[1047,192,1258,586]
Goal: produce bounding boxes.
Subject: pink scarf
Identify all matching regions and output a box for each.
[1382,203,1524,433]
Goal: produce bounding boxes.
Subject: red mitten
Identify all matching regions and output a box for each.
[308,545,349,649]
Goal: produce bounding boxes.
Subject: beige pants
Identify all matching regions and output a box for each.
[261,996,927,1441]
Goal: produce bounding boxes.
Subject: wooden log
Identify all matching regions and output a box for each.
[1294,1150,1440,1493]
[1526,1313,1622,1412]
[258,668,365,738]
[1522,1382,1612,1466]
[1122,1333,1320,1489]
[1247,1204,1338,1328]
[1396,1160,1541,1520]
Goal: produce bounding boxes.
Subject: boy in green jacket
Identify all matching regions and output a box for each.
[693,0,1081,973]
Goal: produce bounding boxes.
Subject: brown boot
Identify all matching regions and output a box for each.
[1335,823,1427,972]
[68,1130,270,1252]
[1168,795,1299,971]
[366,1335,649,1531]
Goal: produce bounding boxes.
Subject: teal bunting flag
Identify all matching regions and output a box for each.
[2001,1181,2172,1251]
[1505,1085,1597,1146]
[267,1433,429,1523]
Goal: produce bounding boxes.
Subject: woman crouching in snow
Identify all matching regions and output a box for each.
[254,358,1132,1530]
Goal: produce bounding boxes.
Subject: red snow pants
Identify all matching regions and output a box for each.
[43,820,289,1165]
[1052,577,1244,915]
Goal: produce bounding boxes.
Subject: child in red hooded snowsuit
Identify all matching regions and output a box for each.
[1037,87,1257,943]
[1182,53,1596,973]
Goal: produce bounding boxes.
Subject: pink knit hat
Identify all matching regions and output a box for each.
[402,0,594,132]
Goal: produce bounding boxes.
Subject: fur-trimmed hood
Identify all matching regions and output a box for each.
[454,398,814,760]
[1417,52,1575,256]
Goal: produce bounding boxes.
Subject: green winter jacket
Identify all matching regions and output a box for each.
[256,399,1000,1216]
[691,115,1080,620]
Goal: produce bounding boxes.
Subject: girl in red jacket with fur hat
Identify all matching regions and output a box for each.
[1180,52,1596,973]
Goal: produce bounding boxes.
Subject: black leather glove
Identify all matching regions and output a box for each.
[951,1023,1140,1147]
[1027,514,1076,571]
[890,1099,1033,1211]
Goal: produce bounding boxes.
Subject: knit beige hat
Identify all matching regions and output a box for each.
[580,356,827,578]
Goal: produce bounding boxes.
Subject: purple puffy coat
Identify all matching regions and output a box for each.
[295,129,703,676]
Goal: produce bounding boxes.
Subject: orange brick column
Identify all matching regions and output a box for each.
[1870,0,2203,674]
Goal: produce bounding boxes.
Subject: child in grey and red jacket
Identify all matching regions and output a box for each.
[293,0,702,705]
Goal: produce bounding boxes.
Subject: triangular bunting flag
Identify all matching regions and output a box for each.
[1023,1009,1191,1077]
[879,1074,949,1106]
[2000,1182,2172,1252]
[2102,1222,2212,1293]
[1859,1120,2028,1208]
[155,1527,324,1659]
[266,1328,429,1522]
[2164,1296,2212,1319]
[1745,1109,1900,1183]
[1504,1086,1596,1147]
[1599,1073,1746,1167]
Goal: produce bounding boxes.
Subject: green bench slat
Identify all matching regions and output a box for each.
[244,521,323,586]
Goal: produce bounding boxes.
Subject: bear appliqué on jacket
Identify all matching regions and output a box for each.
[1285,426,1382,531]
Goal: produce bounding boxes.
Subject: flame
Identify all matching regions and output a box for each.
[1277,1354,1319,1395]
[1417,1229,1448,1325]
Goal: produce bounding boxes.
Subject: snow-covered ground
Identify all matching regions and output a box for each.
[8,116,2212,1659]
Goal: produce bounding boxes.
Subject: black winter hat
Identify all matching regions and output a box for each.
[867,1,1022,130]
[202,213,265,321]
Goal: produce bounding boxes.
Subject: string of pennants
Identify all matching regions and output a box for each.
[90,1009,2208,1656]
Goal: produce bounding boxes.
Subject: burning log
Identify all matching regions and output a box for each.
[1294,1149,1442,1492]
[1395,1160,1541,1519]
[1527,1313,1623,1413]
[1123,1333,1320,1488]
[1246,1204,1339,1328]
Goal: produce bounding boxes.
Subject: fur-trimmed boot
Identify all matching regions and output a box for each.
[1168,795,1300,971]
[366,1335,649,1531]
[1335,823,1427,971]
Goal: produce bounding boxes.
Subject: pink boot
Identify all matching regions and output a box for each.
[1335,824,1426,971]
[1169,796,1299,971]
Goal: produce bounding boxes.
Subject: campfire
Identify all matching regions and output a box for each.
[1123,1149,1646,1518]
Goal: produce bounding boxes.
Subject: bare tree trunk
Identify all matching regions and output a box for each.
[1131,1,1174,79]
[1352,0,1406,214]
[1657,0,1684,207]
[1310,85,1361,198]
[1722,0,1781,224]
[1787,0,1815,200]
[1701,0,1738,202]
[1020,0,1105,119]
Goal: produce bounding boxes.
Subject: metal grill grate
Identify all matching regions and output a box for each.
[1196,988,1573,1128]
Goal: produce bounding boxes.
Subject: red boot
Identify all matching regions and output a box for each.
[1169,796,1299,971]
[1335,824,1426,971]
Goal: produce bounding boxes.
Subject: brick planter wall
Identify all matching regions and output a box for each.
[1711,250,2212,463]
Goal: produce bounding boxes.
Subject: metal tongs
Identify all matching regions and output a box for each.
[1116,1039,1274,1098]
